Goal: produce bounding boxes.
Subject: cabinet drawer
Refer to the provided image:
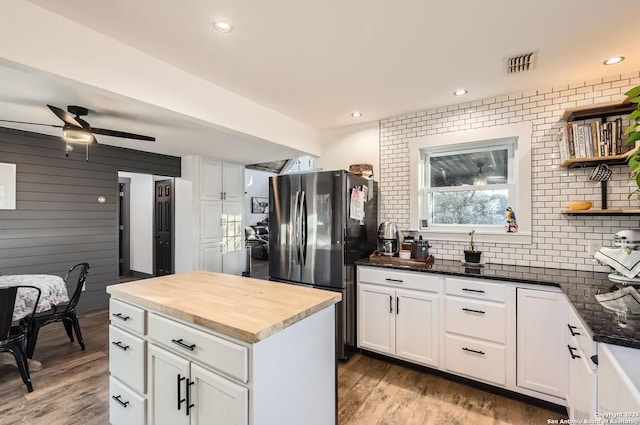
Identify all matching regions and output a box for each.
[148,313,248,383]
[110,298,146,335]
[567,304,596,361]
[446,277,506,302]
[445,334,506,386]
[110,376,146,425]
[445,297,506,343]
[109,325,146,393]
[358,266,442,292]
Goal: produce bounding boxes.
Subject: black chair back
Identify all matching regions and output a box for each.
[1,286,41,338]
[64,263,90,312]
[0,287,18,340]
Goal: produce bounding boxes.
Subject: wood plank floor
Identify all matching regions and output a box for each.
[0,308,565,424]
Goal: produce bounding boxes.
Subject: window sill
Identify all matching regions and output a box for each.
[418,228,532,246]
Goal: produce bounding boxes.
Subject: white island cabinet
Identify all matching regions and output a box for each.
[107,271,340,425]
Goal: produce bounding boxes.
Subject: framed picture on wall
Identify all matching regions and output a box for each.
[0,162,16,210]
[252,197,269,214]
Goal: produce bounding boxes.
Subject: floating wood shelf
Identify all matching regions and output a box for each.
[561,97,634,122]
[561,209,640,216]
[560,147,637,169]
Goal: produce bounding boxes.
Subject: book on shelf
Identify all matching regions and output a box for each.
[559,116,628,162]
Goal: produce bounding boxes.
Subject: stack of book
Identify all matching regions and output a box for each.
[558,117,624,160]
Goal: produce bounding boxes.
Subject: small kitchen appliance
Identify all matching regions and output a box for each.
[606,229,640,285]
[411,236,431,260]
[377,222,399,256]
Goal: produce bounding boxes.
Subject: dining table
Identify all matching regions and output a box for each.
[0,274,70,370]
[0,274,70,322]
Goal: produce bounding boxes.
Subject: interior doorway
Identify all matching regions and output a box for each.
[118,177,131,278]
[154,179,173,276]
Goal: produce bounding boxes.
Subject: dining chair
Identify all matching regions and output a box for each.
[24,263,90,358]
[0,285,41,392]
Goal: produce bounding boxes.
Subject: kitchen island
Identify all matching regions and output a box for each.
[106,271,341,425]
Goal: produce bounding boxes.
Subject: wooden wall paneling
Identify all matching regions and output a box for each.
[0,126,181,309]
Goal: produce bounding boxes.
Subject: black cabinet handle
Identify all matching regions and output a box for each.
[396,297,399,315]
[462,308,485,314]
[385,278,403,283]
[389,295,393,313]
[186,378,195,416]
[111,341,129,351]
[462,347,485,355]
[567,324,581,336]
[112,313,130,321]
[177,374,186,410]
[112,395,129,408]
[172,338,196,351]
[567,345,581,359]
[462,288,485,293]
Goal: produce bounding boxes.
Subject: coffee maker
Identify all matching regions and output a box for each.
[377,222,399,256]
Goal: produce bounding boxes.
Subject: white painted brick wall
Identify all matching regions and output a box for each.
[379,71,640,272]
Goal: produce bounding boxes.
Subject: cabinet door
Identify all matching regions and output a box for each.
[222,162,244,202]
[200,201,223,242]
[516,288,567,398]
[200,243,223,273]
[200,158,223,200]
[568,351,597,420]
[395,288,439,367]
[222,202,243,253]
[357,283,395,355]
[190,363,248,425]
[148,344,190,425]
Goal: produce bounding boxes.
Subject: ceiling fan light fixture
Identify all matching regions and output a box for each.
[63,127,93,144]
[213,20,233,33]
[603,56,625,65]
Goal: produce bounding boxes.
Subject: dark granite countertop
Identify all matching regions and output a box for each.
[356,258,640,350]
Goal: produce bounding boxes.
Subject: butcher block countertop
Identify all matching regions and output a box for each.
[106,271,341,344]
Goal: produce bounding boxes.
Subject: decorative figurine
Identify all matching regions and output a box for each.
[506,207,518,233]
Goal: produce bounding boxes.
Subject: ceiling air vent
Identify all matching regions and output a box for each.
[506,51,537,74]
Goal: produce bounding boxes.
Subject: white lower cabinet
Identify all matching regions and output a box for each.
[110,376,147,425]
[566,303,597,420]
[516,288,567,399]
[598,343,640,415]
[357,268,441,368]
[357,266,574,406]
[149,344,248,425]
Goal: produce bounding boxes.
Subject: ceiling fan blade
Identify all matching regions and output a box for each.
[0,119,62,128]
[47,104,83,128]
[91,127,155,141]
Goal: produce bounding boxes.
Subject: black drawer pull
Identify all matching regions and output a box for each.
[462,288,485,293]
[385,278,403,283]
[112,313,130,321]
[567,345,581,359]
[462,347,485,355]
[172,338,196,351]
[462,308,485,314]
[567,324,581,336]
[112,395,129,408]
[111,341,130,351]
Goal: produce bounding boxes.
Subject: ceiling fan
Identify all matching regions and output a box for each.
[0,104,155,159]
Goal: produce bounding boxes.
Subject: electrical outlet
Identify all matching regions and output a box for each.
[588,241,601,256]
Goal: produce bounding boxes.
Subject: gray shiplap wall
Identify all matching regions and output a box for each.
[0,126,181,309]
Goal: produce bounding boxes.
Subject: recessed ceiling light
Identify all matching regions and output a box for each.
[351,112,362,117]
[454,89,467,96]
[213,21,233,33]
[603,56,625,65]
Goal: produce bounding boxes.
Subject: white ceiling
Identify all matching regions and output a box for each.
[2,0,640,162]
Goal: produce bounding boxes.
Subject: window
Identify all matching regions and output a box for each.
[408,122,532,245]
[422,139,515,227]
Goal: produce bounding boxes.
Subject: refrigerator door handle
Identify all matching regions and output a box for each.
[300,191,307,265]
[293,190,300,265]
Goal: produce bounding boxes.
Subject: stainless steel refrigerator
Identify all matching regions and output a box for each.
[269,170,378,360]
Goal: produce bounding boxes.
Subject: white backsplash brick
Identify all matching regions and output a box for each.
[378,70,640,271]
